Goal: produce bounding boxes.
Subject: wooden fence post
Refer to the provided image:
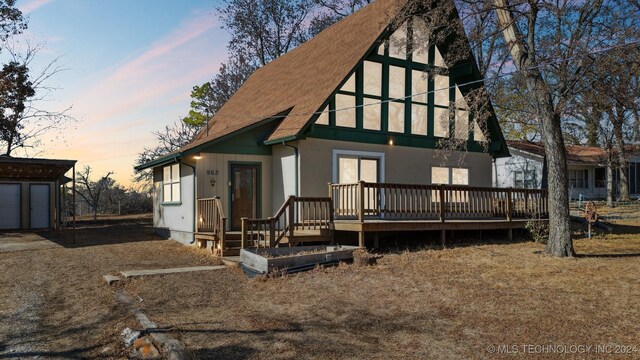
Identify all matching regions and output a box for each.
[241,217,248,249]
[439,185,446,222]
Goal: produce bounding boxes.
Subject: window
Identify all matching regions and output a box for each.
[388,101,405,133]
[341,73,356,93]
[411,70,428,104]
[514,170,537,189]
[434,107,449,137]
[431,167,450,184]
[389,66,405,99]
[411,104,428,135]
[338,156,379,183]
[335,94,356,128]
[411,17,429,64]
[363,98,381,130]
[163,164,181,203]
[431,166,469,185]
[316,105,329,125]
[389,22,407,59]
[594,167,606,188]
[474,120,486,142]
[363,61,382,96]
[454,109,469,140]
[569,169,588,189]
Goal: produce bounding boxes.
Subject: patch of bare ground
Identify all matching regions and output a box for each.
[0,220,221,358]
[125,231,640,359]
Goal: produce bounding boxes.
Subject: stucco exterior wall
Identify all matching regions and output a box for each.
[152,164,195,244]
[297,138,493,198]
[271,145,297,214]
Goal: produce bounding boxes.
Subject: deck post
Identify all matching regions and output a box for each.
[269,217,276,247]
[241,217,248,249]
[358,180,365,223]
[506,188,513,221]
[221,217,227,252]
[507,228,513,241]
[373,232,379,249]
[358,230,365,248]
[439,185,446,222]
[441,230,446,249]
[288,196,295,238]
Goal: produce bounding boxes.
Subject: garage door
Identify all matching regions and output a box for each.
[30,184,50,229]
[0,184,21,229]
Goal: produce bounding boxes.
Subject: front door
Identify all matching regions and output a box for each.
[230,164,259,230]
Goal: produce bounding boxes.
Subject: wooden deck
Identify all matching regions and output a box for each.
[196,182,549,254]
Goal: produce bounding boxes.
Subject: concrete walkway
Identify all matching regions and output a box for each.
[0,233,60,253]
[120,265,227,278]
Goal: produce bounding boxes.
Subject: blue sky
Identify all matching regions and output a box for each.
[15,0,230,186]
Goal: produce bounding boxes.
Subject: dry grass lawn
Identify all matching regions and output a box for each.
[0,221,221,358]
[124,208,640,359]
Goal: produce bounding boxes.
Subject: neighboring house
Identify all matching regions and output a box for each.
[494,141,640,200]
[136,0,533,250]
[0,156,76,230]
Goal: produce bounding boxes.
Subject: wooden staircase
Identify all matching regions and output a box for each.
[196,196,334,257]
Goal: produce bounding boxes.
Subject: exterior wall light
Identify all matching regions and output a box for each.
[194,152,202,160]
[388,139,394,146]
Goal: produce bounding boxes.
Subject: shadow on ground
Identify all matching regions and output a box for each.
[36,222,167,248]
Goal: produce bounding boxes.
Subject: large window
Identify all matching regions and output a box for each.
[431,166,469,185]
[569,169,588,189]
[514,170,537,189]
[338,156,379,183]
[163,164,181,203]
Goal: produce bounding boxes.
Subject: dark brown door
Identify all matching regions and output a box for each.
[230,164,259,230]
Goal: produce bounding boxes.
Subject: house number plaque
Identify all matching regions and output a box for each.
[206,169,219,187]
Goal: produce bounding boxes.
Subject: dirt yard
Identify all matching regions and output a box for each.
[1,209,639,359]
[123,210,640,359]
[0,220,221,358]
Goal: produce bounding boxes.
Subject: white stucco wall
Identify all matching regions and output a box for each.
[152,163,195,244]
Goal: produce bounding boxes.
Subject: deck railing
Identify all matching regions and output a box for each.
[329,181,548,221]
[241,196,333,248]
[197,197,226,248]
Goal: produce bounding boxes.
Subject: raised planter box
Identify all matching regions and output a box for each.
[240,245,359,275]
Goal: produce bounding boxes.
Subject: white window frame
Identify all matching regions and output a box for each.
[332,150,385,184]
[162,164,181,204]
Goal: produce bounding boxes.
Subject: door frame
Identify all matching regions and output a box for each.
[0,183,22,230]
[29,183,50,229]
[228,161,262,230]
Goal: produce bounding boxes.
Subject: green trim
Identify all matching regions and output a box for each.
[135,153,179,171]
[228,161,262,230]
[263,135,299,146]
[162,202,183,206]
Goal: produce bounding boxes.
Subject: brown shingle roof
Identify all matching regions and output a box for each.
[507,141,607,164]
[182,0,403,152]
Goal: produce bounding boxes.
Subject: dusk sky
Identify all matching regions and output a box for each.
[15,0,230,186]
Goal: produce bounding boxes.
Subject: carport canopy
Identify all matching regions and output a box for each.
[0,156,76,181]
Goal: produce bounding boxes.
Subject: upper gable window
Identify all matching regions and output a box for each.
[364,61,382,96]
[316,105,329,125]
[363,98,381,130]
[389,22,407,59]
[389,66,405,99]
[335,94,355,128]
[412,18,429,64]
[341,73,356,93]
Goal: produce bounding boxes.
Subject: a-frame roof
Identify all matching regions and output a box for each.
[182,0,404,152]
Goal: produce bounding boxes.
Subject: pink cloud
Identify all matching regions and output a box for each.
[19,0,54,14]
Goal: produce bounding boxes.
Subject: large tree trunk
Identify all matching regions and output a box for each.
[607,158,615,207]
[494,0,574,257]
[612,108,629,201]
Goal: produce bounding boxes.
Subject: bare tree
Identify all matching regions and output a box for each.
[0,44,74,156]
[75,166,114,221]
